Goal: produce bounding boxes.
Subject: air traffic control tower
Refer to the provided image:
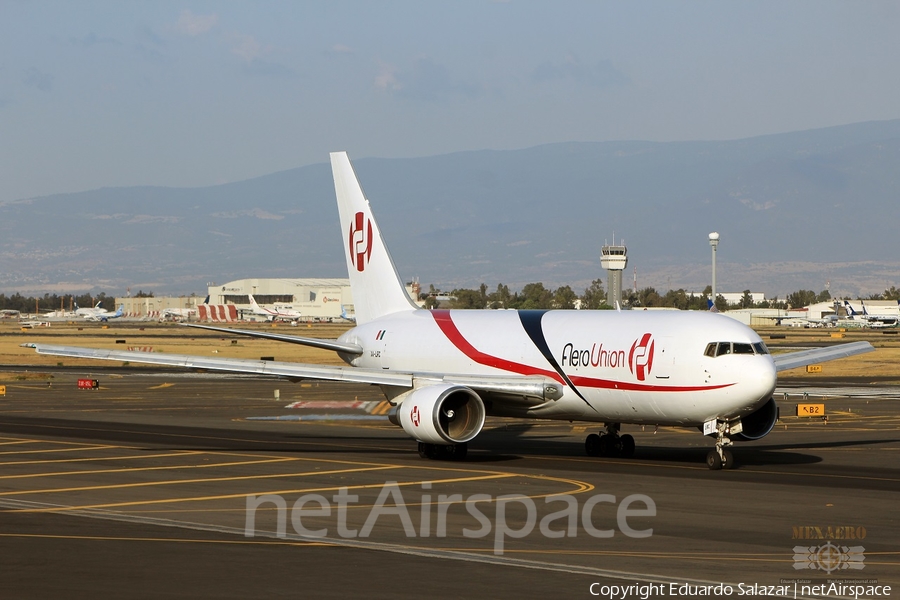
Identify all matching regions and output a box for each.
[600,239,627,307]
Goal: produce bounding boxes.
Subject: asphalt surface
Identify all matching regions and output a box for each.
[0,370,897,599]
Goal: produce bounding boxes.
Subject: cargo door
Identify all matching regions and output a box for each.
[653,337,674,380]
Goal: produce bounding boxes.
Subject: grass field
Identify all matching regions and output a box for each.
[2,320,899,381]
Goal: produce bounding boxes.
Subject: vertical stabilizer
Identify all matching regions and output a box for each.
[330,152,418,324]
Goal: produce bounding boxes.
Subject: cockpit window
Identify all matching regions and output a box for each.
[704,341,769,357]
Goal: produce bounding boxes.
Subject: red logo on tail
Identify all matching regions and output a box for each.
[628,333,655,381]
[348,211,373,272]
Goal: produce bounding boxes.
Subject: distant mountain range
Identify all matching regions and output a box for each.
[2,120,899,299]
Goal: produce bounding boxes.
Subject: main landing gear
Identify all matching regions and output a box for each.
[418,442,468,461]
[584,423,635,458]
[706,421,736,470]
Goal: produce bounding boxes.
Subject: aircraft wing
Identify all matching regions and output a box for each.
[181,323,363,355]
[21,344,559,405]
[771,341,874,372]
[23,343,405,386]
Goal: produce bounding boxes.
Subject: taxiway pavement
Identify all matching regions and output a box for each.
[0,371,897,599]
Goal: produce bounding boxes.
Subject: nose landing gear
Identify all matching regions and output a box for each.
[585,423,635,458]
[706,420,737,470]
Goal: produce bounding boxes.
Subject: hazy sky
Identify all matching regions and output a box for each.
[2,1,898,203]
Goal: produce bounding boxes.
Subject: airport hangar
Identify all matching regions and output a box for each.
[118,278,422,321]
[119,278,353,321]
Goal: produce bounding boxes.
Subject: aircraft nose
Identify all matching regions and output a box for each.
[755,357,778,400]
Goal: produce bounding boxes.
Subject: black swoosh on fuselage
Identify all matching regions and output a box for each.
[517,310,596,412]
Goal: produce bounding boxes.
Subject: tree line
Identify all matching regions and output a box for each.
[425,280,608,310]
[427,283,900,311]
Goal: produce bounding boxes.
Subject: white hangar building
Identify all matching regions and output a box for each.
[207,278,354,321]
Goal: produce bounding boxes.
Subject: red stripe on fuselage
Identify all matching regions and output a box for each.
[431,310,564,383]
[430,310,735,393]
[569,375,733,393]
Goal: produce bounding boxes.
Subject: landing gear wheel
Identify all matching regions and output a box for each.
[706,450,723,470]
[438,445,457,460]
[418,442,467,461]
[585,424,636,458]
[418,442,439,459]
[585,434,602,457]
[721,449,734,469]
[598,434,613,457]
[452,443,468,461]
[620,434,635,458]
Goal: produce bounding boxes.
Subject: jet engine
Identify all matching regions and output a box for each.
[734,397,778,441]
[396,384,486,445]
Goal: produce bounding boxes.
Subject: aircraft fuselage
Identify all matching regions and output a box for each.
[339,308,777,427]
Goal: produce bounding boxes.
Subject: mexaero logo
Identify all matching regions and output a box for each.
[410,405,421,427]
[628,333,655,381]
[348,211,373,272]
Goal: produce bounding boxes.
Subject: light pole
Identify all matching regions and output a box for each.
[709,232,719,306]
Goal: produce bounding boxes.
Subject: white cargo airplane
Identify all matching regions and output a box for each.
[24,152,875,469]
[248,294,302,322]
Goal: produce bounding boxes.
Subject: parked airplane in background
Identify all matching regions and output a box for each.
[844,300,900,328]
[159,307,197,321]
[80,304,124,322]
[771,299,843,328]
[0,309,21,319]
[19,319,51,328]
[774,312,839,328]
[24,152,874,470]
[340,305,356,323]
[74,302,104,319]
[156,296,208,321]
[248,294,302,322]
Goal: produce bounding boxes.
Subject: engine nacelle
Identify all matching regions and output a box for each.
[397,384,486,445]
[734,397,778,441]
